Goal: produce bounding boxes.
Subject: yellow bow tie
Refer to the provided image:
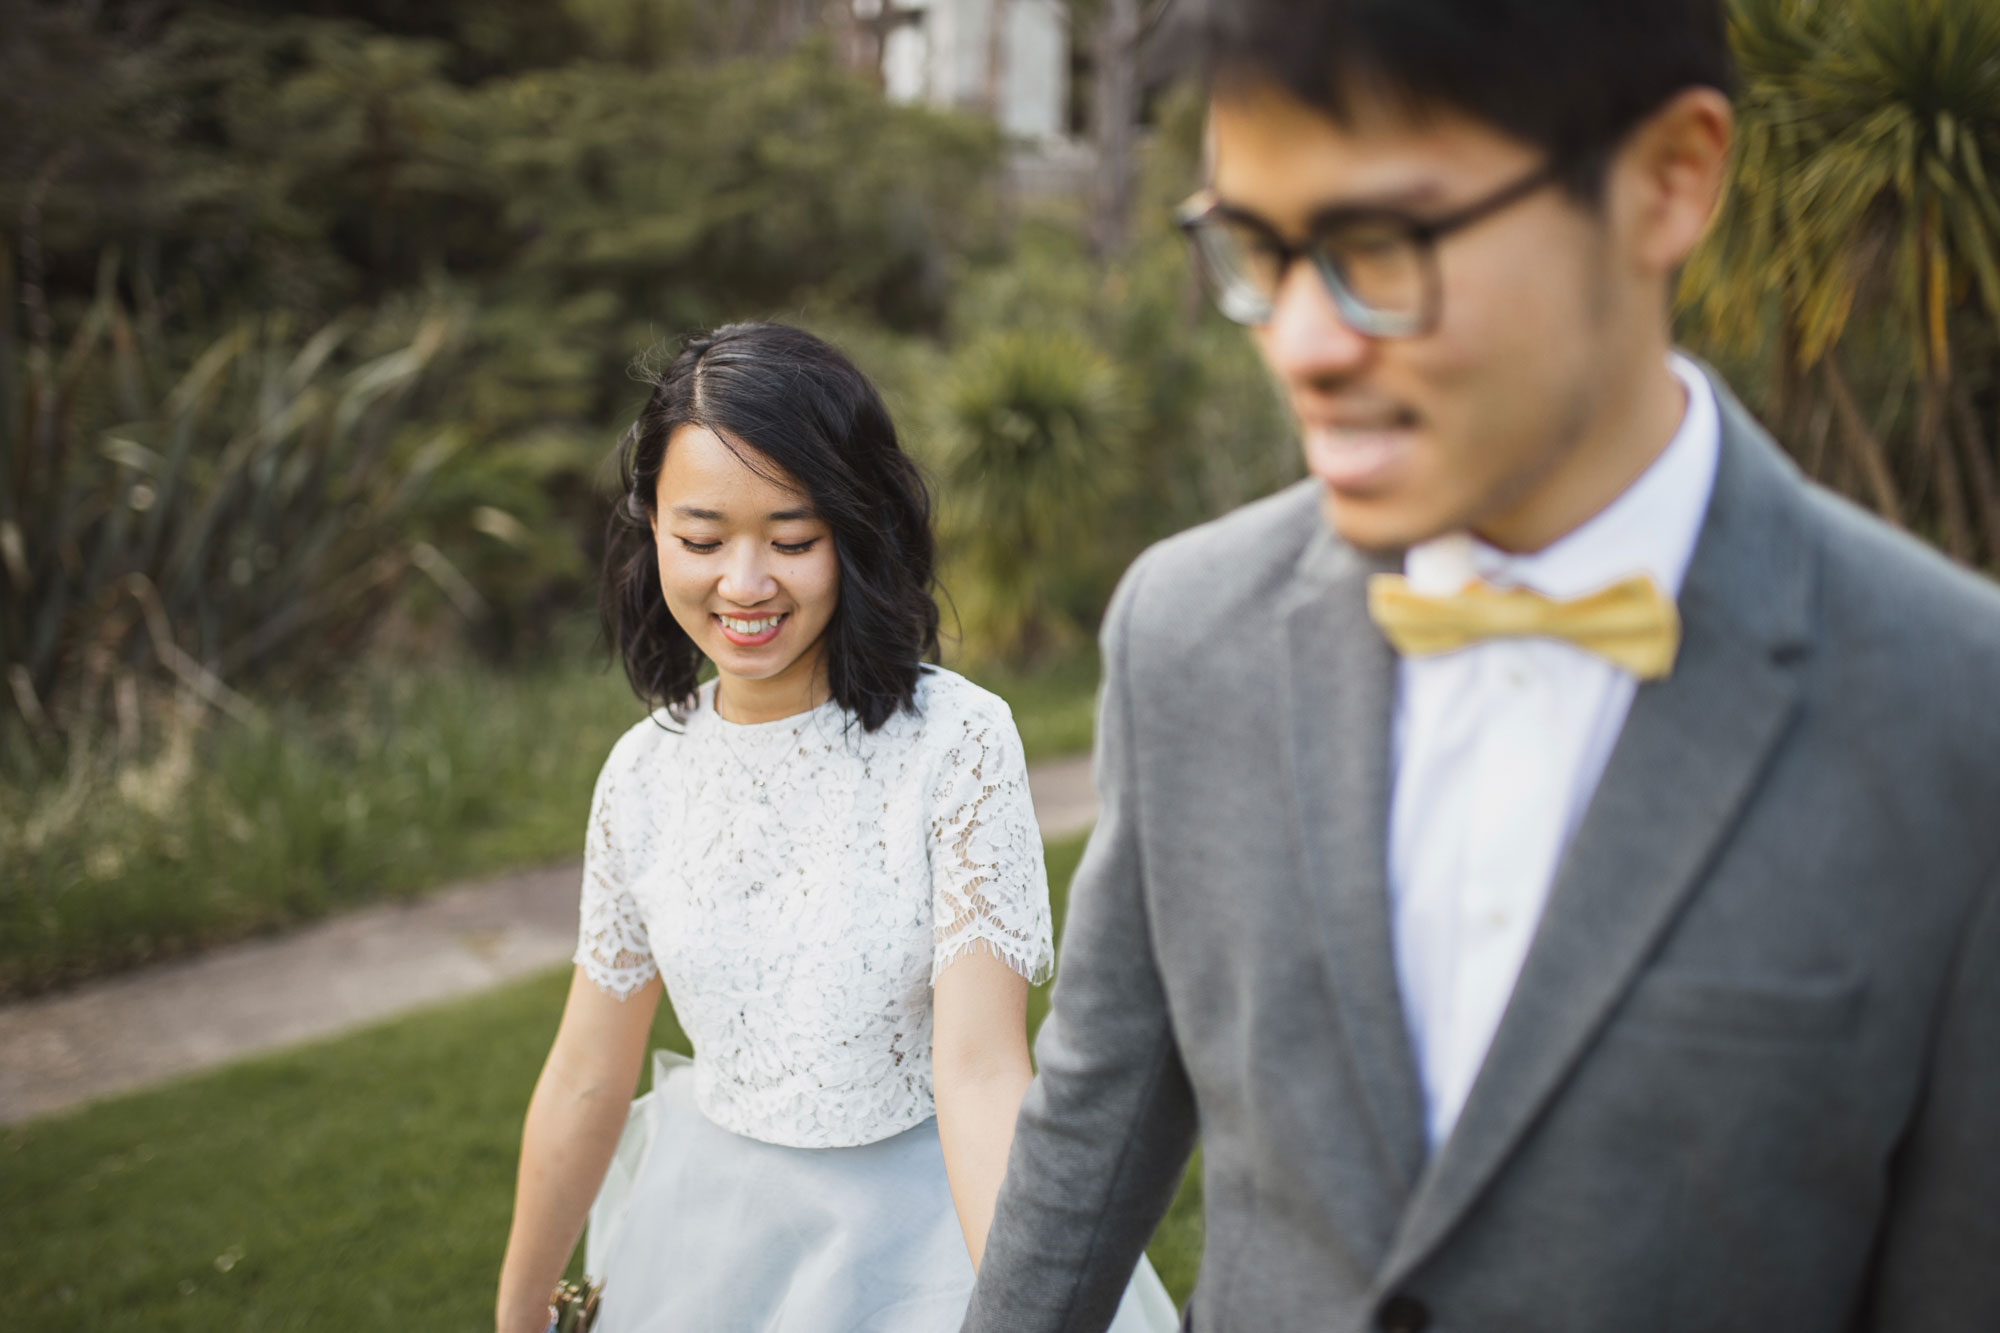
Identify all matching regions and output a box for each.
[1366,572,1682,680]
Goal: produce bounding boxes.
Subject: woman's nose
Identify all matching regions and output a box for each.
[717,541,778,604]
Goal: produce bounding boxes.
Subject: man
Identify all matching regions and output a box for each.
[964,3,2000,1331]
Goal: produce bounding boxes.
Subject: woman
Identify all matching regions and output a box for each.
[495,323,1176,1333]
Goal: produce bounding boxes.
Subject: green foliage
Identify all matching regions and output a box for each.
[0,251,469,759]
[0,652,643,997]
[0,4,1290,694]
[1,834,1205,1327]
[1683,0,2000,564]
[1691,0,2000,367]
[934,81,1297,667]
[0,1,192,294]
[3,7,1008,679]
[444,39,1006,560]
[939,328,1134,663]
[474,43,1000,339]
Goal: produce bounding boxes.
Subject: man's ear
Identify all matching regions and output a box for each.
[1610,86,1734,275]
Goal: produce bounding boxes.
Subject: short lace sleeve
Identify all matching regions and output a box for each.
[573,734,659,999]
[927,694,1055,986]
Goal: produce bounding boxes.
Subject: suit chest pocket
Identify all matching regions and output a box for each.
[1618,969,1864,1045]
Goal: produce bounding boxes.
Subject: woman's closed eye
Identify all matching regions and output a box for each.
[673,536,822,554]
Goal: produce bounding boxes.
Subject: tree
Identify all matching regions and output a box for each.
[1078,0,1179,257]
[1682,0,2000,564]
[1086,0,1143,257]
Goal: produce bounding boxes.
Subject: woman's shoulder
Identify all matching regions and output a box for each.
[910,665,1015,736]
[902,667,1029,781]
[598,704,690,786]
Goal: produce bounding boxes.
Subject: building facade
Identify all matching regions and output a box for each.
[862,0,1071,142]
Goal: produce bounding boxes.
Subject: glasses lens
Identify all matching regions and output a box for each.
[1314,219,1428,335]
[1188,215,1284,326]
[1183,207,1436,334]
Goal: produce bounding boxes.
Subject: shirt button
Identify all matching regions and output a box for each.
[1485,908,1512,932]
[1506,665,1529,688]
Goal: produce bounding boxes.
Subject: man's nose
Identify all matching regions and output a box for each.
[717,542,778,604]
[1257,260,1373,390]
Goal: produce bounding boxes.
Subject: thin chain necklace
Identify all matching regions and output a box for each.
[707,686,824,807]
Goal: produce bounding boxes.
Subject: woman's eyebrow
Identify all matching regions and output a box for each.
[667,504,818,521]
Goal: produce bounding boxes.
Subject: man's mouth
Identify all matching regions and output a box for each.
[1303,413,1419,495]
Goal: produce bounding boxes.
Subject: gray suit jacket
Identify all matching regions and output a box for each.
[964,374,2000,1333]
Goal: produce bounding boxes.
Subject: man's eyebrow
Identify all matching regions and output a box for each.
[1203,181,1453,237]
[1302,183,1450,228]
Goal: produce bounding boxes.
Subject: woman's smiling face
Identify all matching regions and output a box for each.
[651,423,840,719]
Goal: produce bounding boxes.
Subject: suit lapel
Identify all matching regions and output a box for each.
[1377,382,1819,1292]
[1279,529,1430,1201]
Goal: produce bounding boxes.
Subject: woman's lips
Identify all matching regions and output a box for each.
[1303,422,1414,496]
[714,612,789,647]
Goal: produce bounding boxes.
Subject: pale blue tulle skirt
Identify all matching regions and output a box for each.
[586,1051,1179,1333]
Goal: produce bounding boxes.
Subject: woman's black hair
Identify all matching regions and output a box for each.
[603,322,939,732]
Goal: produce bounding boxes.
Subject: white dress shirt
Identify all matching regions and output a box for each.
[1388,354,1720,1148]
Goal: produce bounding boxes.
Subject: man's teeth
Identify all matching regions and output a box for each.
[719,614,785,635]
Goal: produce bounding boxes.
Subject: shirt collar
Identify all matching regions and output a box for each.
[1404,353,1720,600]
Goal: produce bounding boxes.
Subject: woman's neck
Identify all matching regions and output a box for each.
[712,654,831,724]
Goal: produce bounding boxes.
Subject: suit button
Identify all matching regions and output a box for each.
[1378,1293,1430,1332]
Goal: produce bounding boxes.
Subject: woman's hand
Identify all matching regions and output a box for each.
[932,950,1035,1269]
[495,967,662,1332]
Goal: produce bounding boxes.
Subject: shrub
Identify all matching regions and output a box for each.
[937,327,1135,664]
[0,254,469,763]
[1681,0,2000,565]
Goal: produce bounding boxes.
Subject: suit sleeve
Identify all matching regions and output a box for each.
[964,550,1199,1333]
[1863,866,2000,1332]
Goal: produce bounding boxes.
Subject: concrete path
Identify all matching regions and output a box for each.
[0,755,1099,1126]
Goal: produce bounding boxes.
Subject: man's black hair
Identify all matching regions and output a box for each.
[604,322,939,732]
[1182,0,1737,195]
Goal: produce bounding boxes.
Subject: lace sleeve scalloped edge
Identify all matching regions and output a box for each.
[930,932,1054,989]
[574,946,658,1001]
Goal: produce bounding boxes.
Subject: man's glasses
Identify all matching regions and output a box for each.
[1175,162,1559,337]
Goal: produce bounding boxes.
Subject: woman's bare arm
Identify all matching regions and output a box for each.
[932,950,1035,1270]
[495,967,663,1333]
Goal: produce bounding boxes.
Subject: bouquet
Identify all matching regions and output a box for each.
[547,1278,602,1333]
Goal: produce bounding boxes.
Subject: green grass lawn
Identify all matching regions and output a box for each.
[1,648,1100,997]
[0,833,1201,1329]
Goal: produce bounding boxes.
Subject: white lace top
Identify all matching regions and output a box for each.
[573,666,1055,1149]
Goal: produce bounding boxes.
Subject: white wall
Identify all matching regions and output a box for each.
[872,0,1069,143]
[999,0,1066,140]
